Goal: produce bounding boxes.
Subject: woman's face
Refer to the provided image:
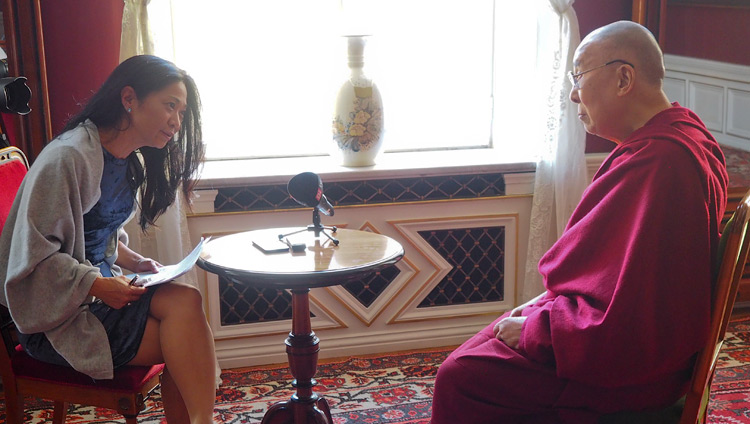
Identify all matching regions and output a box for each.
[130,81,188,149]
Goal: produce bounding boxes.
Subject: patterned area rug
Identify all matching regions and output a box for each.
[722,144,750,189]
[708,316,750,424]
[2,318,749,423]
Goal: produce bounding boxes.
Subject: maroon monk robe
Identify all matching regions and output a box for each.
[430,104,728,424]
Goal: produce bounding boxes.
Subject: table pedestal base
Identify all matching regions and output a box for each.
[260,289,333,424]
[260,394,332,424]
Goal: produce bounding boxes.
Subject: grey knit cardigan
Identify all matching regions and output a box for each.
[0,120,127,379]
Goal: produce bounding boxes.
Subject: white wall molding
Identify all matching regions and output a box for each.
[504,172,535,195]
[664,54,750,152]
[192,189,218,214]
[665,55,750,84]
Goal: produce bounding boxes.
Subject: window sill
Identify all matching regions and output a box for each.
[195,149,536,189]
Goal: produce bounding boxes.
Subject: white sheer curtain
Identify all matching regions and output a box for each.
[120,0,196,283]
[120,0,154,60]
[521,0,588,302]
[119,0,222,386]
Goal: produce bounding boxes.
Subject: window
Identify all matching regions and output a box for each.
[151,1,542,162]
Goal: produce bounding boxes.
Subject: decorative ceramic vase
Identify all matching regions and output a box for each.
[332,35,384,167]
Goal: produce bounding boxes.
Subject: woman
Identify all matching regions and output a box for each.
[0,55,216,423]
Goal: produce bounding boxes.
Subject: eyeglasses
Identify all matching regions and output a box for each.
[568,59,634,88]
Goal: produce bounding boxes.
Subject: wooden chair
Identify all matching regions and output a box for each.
[600,187,750,424]
[678,187,750,423]
[0,146,165,423]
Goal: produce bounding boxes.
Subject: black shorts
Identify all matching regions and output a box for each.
[17,287,158,369]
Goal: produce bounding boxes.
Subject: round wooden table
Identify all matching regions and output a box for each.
[198,228,404,424]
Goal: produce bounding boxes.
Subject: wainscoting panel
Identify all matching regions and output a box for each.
[689,81,724,132]
[664,54,750,152]
[188,175,532,368]
[728,89,750,140]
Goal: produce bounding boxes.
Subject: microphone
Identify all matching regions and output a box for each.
[287,172,334,216]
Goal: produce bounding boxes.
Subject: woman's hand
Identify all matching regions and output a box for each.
[493,316,526,349]
[132,258,162,274]
[115,241,162,274]
[89,275,147,309]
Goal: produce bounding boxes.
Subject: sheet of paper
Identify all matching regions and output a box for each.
[127,237,209,287]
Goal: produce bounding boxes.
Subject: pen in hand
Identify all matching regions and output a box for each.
[128,275,139,286]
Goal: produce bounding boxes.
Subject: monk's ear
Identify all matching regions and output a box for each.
[615,64,635,96]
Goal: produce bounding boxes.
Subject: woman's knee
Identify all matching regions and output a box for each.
[150,283,204,317]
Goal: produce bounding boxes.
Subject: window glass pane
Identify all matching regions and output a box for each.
[493,3,541,161]
[168,1,503,160]
[171,1,341,160]
[362,0,495,152]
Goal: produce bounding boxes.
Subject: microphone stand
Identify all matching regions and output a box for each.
[278,208,340,246]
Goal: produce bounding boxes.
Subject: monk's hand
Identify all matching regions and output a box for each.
[89,275,147,310]
[509,291,546,317]
[509,304,525,317]
[494,316,526,349]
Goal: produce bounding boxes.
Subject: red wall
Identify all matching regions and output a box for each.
[41,0,123,136]
[574,0,633,41]
[665,5,750,66]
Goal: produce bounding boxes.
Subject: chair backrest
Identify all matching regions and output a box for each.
[680,188,750,424]
[0,146,28,382]
[0,146,29,233]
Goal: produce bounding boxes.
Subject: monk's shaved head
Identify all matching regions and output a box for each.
[578,21,664,86]
[570,21,674,142]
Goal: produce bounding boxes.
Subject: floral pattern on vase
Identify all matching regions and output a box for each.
[332,35,384,167]
[333,86,383,165]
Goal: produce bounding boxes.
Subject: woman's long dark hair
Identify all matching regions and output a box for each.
[62,55,205,231]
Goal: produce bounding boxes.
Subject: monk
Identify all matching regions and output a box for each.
[430,21,728,424]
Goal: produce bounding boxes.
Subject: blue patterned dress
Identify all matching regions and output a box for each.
[84,148,136,276]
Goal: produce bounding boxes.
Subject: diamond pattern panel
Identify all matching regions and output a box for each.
[341,265,401,308]
[417,226,505,307]
[219,276,297,325]
[214,173,506,212]
[215,184,299,213]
